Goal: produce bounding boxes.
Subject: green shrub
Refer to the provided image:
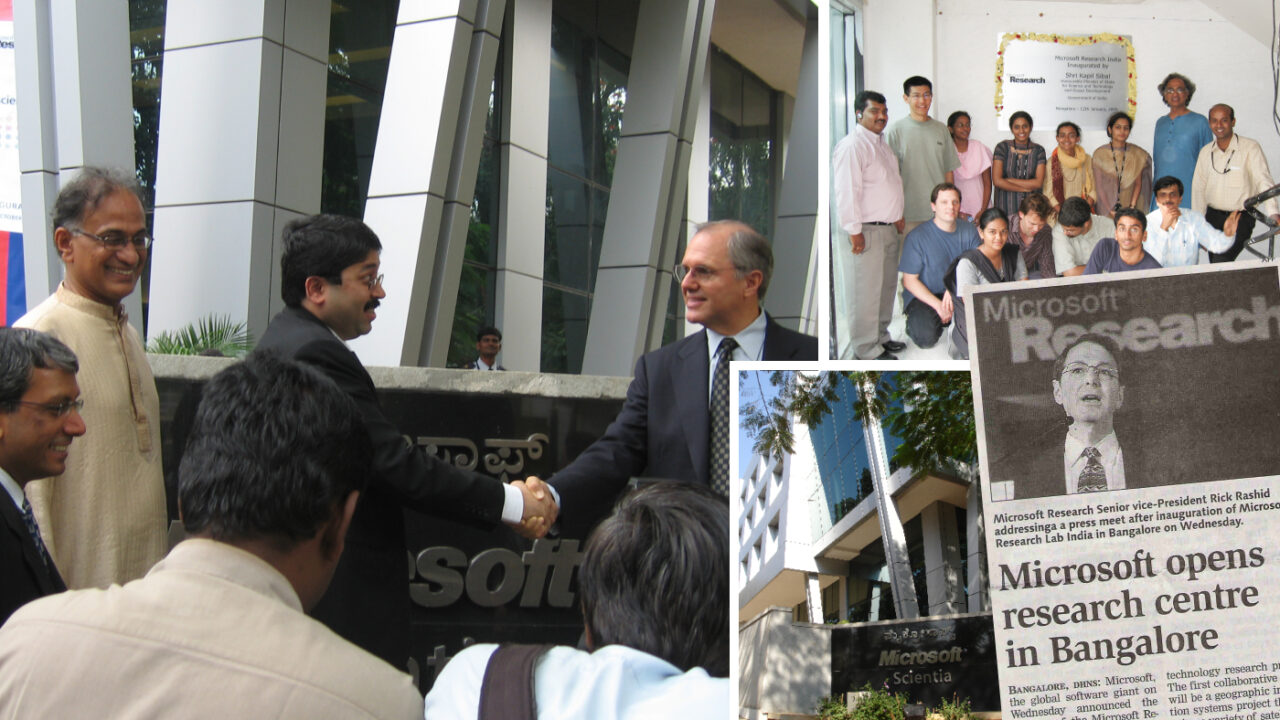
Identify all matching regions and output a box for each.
[148,315,253,358]
[932,694,976,720]
[848,683,906,720]
[815,694,851,720]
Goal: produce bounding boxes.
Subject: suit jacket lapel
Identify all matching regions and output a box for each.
[0,496,64,594]
[675,332,711,486]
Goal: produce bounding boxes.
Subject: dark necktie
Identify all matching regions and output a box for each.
[709,337,738,496]
[1077,447,1108,493]
[20,496,54,571]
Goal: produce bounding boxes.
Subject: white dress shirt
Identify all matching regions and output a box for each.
[705,310,767,400]
[1063,430,1126,494]
[1143,207,1233,267]
[0,467,22,512]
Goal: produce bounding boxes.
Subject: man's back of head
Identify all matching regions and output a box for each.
[580,482,729,677]
[179,352,371,604]
[423,482,729,719]
[1058,197,1093,230]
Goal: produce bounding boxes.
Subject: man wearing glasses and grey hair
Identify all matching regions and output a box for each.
[0,328,84,625]
[997,333,1134,501]
[535,220,817,528]
[14,167,167,590]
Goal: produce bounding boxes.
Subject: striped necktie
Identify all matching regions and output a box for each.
[20,496,54,571]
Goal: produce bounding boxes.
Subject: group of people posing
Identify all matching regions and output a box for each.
[834,73,1280,361]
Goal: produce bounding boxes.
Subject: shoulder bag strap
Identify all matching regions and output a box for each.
[478,643,554,720]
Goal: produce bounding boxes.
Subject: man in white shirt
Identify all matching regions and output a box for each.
[0,353,424,719]
[1192,104,1280,263]
[424,482,730,718]
[1144,176,1238,267]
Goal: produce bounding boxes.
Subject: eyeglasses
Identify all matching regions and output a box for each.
[15,398,85,418]
[673,264,722,283]
[1163,87,1189,95]
[1061,363,1119,382]
[68,228,153,251]
[362,274,384,290]
[908,92,933,100]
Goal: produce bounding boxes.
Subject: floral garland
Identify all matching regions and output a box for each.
[994,32,1137,118]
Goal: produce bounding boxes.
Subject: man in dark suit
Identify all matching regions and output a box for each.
[996,333,1135,500]
[0,328,84,624]
[543,220,818,524]
[255,215,555,669]
[464,326,506,370]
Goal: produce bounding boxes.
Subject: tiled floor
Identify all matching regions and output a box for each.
[885,312,953,361]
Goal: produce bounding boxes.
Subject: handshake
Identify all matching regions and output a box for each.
[507,476,558,539]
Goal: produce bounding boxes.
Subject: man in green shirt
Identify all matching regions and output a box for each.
[886,76,960,233]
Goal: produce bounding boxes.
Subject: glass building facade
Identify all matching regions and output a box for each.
[808,373,903,529]
[803,373,972,623]
[117,0,794,371]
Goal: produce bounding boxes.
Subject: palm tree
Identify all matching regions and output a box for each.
[147,315,253,358]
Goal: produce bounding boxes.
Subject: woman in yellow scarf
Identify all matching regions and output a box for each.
[1043,121,1095,217]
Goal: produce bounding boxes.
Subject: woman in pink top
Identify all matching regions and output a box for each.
[947,111,992,222]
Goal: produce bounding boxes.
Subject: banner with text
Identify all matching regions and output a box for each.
[995,32,1135,132]
[969,264,1280,720]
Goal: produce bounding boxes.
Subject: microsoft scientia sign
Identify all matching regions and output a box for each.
[832,614,1000,711]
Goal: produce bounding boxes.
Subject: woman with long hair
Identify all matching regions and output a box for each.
[945,207,1027,359]
[947,110,992,222]
[1093,111,1152,218]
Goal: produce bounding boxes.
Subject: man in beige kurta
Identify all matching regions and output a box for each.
[14,168,166,588]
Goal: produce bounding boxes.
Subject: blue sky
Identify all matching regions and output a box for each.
[736,370,782,474]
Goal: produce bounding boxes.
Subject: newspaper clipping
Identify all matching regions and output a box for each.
[968,264,1280,720]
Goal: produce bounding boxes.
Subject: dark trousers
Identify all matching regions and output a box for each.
[905,298,947,349]
[1207,206,1257,263]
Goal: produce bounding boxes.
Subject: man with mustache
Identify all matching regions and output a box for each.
[832,89,907,360]
[1143,176,1236,267]
[256,214,555,670]
[1192,103,1280,263]
[0,329,84,624]
[14,167,168,590]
